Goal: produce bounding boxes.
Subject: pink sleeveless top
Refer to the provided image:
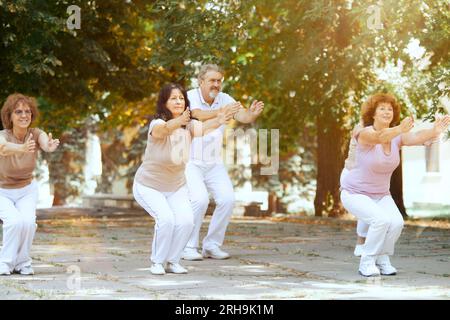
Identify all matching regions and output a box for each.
[340,129,402,199]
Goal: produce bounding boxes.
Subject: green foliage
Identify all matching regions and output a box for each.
[1,0,448,209]
[0,0,154,134]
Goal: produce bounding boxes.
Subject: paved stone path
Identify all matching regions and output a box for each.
[0,208,449,299]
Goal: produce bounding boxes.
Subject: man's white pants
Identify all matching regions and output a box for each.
[341,190,404,257]
[0,181,38,272]
[185,162,235,251]
[340,168,369,238]
[133,182,194,264]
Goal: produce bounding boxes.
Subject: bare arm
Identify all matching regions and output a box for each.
[38,132,60,152]
[358,117,414,145]
[151,111,191,139]
[190,108,235,137]
[402,115,450,146]
[0,134,35,156]
[191,101,241,121]
[234,100,265,124]
[191,109,220,121]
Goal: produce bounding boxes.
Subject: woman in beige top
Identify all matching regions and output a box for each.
[133,83,234,275]
[0,94,60,276]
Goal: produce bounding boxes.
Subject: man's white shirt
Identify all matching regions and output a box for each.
[187,88,236,164]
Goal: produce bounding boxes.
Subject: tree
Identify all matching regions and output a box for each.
[0,0,156,204]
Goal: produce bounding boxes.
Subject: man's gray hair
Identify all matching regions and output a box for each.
[197,64,225,82]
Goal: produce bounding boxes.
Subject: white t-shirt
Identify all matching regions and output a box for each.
[187,88,236,164]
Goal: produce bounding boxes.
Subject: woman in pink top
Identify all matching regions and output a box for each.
[0,94,60,276]
[340,93,450,277]
[133,84,234,275]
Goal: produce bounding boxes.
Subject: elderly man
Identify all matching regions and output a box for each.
[182,64,264,261]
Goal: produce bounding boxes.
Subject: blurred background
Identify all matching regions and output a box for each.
[1,0,449,219]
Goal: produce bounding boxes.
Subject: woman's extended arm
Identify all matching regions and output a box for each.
[151,110,191,139]
[38,132,60,152]
[358,117,414,145]
[401,115,450,146]
[0,134,35,156]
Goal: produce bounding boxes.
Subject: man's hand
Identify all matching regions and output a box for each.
[249,100,264,117]
[217,106,236,125]
[220,102,241,118]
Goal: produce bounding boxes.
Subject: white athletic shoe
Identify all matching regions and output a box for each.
[0,264,11,276]
[181,247,203,261]
[358,255,381,277]
[150,263,166,275]
[354,244,364,257]
[376,255,397,275]
[17,265,34,276]
[165,263,188,274]
[202,247,230,260]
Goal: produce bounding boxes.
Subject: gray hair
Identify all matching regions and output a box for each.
[197,64,225,82]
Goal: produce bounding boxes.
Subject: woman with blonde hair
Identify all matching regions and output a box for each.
[340,93,450,277]
[0,93,60,275]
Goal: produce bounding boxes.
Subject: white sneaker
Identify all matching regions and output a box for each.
[202,247,230,260]
[354,244,364,257]
[0,264,11,276]
[181,247,203,261]
[17,265,34,275]
[358,255,380,277]
[376,255,397,275]
[165,263,188,274]
[150,263,166,275]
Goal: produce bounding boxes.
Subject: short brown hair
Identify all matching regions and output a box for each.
[1,93,39,129]
[361,93,400,127]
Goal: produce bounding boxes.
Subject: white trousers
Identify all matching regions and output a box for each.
[133,182,194,264]
[185,162,235,251]
[357,220,369,238]
[0,181,38,272]
[340,168,369,238]
[341,190,404,257]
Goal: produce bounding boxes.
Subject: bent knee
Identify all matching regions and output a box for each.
[215,194,235,208]
[191,194,210,208]
[391,218,404,230]
[178,218,195,231]
[4,218,23,229]
[156,216,175,230]
[372,217,391,228]
[22,219,37,229]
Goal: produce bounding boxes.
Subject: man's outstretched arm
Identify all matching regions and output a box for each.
[234,100,265,124]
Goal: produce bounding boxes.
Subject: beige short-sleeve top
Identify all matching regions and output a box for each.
[0,128,42,189]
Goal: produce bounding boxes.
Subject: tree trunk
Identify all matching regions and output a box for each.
[390,155,407,217]
[314,112,347,217]
[48,128,86,206]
